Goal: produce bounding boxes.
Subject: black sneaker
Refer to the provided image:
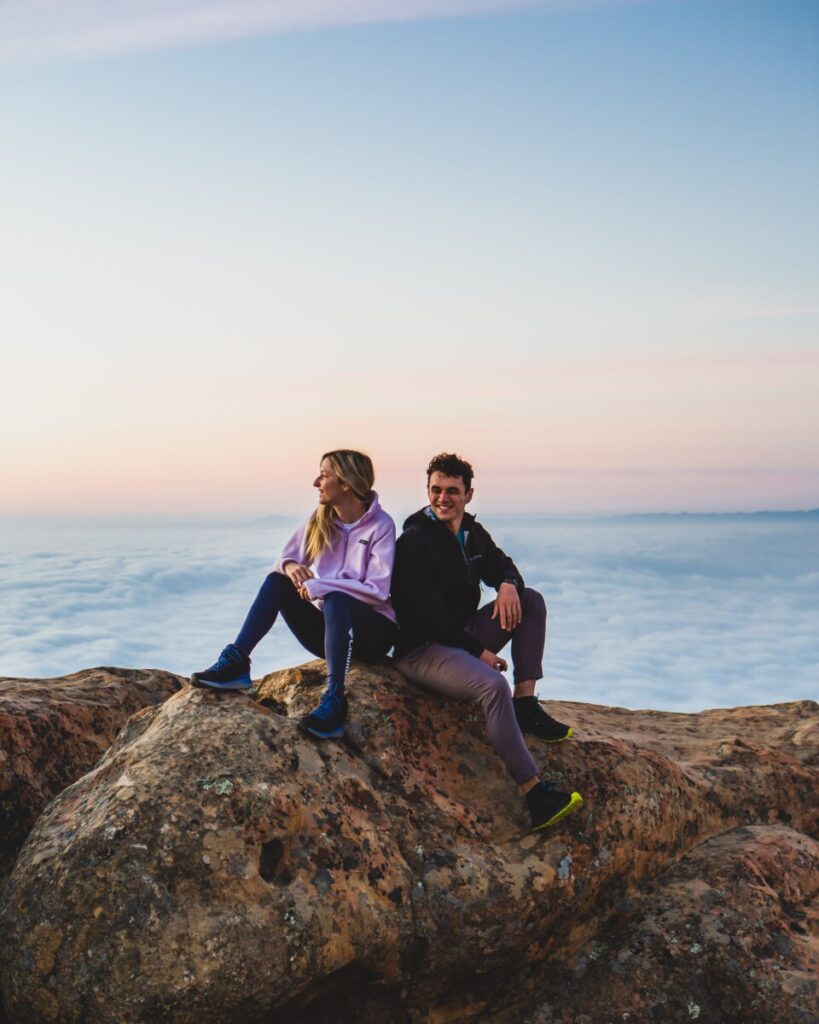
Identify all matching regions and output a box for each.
[191,644,252,690]
[526,779,583,831]
[299,690,348,739]
[514,696,572,742]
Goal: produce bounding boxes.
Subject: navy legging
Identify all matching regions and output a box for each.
[234,572,396,693]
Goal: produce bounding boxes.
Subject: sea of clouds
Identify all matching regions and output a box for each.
[1,513,817,712]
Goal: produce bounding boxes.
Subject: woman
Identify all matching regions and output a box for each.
[191,450,397,739]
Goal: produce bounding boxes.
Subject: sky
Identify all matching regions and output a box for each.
[1,0,817,516]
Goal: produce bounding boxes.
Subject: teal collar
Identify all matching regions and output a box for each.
[425,506,467,548]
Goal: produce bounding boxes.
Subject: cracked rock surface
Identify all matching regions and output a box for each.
[0,662,815,1023]
[523,824,818,1024]
[0,668,183,888]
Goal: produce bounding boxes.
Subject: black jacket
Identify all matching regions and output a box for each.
[391,507,525,660]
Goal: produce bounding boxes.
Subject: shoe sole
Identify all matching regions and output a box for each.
[521,726,573,743]
[532,791,584,831]
[190,675,252,691]
[298,720,346,740]
[542,726,573,743]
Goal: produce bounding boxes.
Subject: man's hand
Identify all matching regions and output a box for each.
[285,562,314,588]
[492,582,522,631]
[480,649,508,672]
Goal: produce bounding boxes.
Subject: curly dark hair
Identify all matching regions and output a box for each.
[426,452,474,491]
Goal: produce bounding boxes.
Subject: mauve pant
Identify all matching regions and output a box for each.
[396,588,546,785]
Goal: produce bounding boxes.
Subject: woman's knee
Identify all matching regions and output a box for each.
[262,572,300,611]
[265,571,296,596]
[322,589,352,610]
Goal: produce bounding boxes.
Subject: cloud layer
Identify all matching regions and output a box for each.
[506,517,819,711]
[0,0,617,63]
[2,513,817,712]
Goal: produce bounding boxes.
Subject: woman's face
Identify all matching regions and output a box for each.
[314,457,347,506]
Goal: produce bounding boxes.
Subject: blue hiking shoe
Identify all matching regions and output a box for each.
[191,644,252,690]
[299,690,348,739]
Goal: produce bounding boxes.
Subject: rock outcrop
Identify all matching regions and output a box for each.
[0,662,815,1023]
[523,823,818,1024]
[0,668,183,888]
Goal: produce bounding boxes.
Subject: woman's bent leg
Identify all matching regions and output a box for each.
[323,592,397,688]
[192,572,305,689]
[320,590,356,695]
[299,593,396,740]
[235,572,324,656]
[299,591,355,739]
[347,601,397,662]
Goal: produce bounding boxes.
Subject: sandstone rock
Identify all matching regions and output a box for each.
[0,662,815,1024]
[0,668,183,888]
[523,824,818,1024]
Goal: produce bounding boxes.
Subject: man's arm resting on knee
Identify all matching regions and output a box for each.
[492,582,522,631]
[474,521,525,594]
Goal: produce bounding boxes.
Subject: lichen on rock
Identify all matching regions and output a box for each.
[0,661,815,1024]
[0,667,182,888]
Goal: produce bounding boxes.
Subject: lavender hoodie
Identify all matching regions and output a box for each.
[272,492,396,623]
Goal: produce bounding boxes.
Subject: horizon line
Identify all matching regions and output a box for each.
[3,507,818,522]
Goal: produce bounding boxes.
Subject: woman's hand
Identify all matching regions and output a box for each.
[285,562,314,588]
[298,583,314,601]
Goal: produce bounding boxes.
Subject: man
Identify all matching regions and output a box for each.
[391,452,583,831]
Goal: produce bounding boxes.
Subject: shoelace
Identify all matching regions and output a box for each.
[216,646,243,670]
[312,691,343,721]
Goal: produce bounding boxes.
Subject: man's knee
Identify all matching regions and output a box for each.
[521,587,546,619]
[476,666,512,707]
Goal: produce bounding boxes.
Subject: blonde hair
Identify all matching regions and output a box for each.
[304,450,375,562]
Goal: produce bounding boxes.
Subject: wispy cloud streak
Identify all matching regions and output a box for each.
[0,0,635,63]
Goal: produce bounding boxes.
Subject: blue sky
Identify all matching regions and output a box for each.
[1,0,817,514]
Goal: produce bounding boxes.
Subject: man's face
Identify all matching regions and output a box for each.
[427,471,473,528]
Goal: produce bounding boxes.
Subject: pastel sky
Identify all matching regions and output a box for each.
[1,0,817,515]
